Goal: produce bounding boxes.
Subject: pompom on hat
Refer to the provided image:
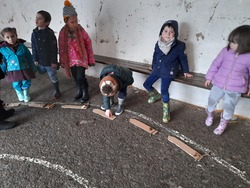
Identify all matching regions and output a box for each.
[99,75,119,97]
[63,0,77,22]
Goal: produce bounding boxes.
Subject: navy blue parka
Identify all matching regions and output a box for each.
[151,20,189,78]
[31,27,58,66]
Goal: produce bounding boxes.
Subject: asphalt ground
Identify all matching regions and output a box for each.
[0,69,249,188]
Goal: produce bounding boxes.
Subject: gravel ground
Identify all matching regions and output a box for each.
[0,69,249,188]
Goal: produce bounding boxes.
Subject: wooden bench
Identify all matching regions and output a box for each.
[94,54,250,99]
[24,42,249,99]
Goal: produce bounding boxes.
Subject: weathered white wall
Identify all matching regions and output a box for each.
[1,0,250,118]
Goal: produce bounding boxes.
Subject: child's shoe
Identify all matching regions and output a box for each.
[23,89,30,102]
[148,88,161,103]
[162,102,170,123]
[213,116,229,135]
[0,121,18,131]
[205,108,214,126]
[15,90,24,102]
[115,98,124,115]
[52,82,61,99]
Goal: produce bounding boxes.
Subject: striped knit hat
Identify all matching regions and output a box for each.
[63,0,77,22]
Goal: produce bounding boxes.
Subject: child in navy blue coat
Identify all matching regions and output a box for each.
[31,10,61,99]
[143,20,193,123]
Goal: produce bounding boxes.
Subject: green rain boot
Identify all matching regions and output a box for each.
[163,102,170,123]
[148,88,161,103]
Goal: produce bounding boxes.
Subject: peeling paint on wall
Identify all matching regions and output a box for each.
[98,1,104,17]
[22,14,27,22]
[196,32,205,41]
[8,15,14,23]
[184,0,193,12]
[100,39,110,43]
[209,2,219,22]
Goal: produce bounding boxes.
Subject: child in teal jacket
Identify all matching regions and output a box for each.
[0,27,37,102]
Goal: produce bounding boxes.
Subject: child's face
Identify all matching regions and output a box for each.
[161,26,175,42]
[3,32,17,45]
[230,42,238,52]
[36,13,49,28]
[66,15,78,31]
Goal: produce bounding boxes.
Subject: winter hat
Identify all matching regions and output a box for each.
[159,20,179,38]
[99,75,119,97]
[63,0,77,22]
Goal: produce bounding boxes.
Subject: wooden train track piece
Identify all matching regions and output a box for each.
[168,136,203,161]
[129,118,158,135]
[61,104,89,110]
[28,103,55,109]
[5,102,21,107]
[92,108,116,120]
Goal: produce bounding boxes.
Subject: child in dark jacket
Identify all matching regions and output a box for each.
[0,59,17,130]
[31,10,61,99]
[143,20,193,123]
[99,64,134,117]
[0,27,37,102]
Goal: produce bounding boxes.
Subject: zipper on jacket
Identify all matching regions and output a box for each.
[224,53,238,90]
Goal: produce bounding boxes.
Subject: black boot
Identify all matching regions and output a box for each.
[80,81,89,103]
[0,101,15,121]
[52,82,61,99]
[74,85,83,100]
[80,87,89,103]
[0,121,17,131]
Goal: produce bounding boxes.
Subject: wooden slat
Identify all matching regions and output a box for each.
[23,45,250,99]
[129,118,158,135]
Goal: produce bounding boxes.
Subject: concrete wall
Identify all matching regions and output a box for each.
[1,0,250,118]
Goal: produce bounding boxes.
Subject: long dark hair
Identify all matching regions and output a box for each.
[227,25,250,54]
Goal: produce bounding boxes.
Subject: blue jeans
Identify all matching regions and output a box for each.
[38,65,58,83]
[207,85,241,120]
[118,86,127,99]
[12,80,31,91]
[143,74,172,103]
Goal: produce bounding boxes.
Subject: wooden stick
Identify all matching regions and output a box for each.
[129,118,158,135]
[5,102,21,107]
[29,103,55,109]
[92,108,116,120]
[168,136,203,161]
[61,104,88,110]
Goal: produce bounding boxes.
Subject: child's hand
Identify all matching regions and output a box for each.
[205,80,211,87]
[184,73,193,78]
[105,109,113,117]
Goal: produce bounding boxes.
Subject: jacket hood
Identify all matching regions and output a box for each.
[159,20,178,38]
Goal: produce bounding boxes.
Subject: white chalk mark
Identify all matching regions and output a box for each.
[0,154,92,188]
[125,109,250,185]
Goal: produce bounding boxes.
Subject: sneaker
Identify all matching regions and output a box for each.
[115,105,124,116]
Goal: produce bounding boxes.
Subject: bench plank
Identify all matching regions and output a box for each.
[24,43,249,99]
[94,55,249,99]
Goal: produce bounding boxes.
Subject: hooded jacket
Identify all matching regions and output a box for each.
[100,64,134,110]
[206,47,250,93]
[0,39,37,82]
[151,20,189,78]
